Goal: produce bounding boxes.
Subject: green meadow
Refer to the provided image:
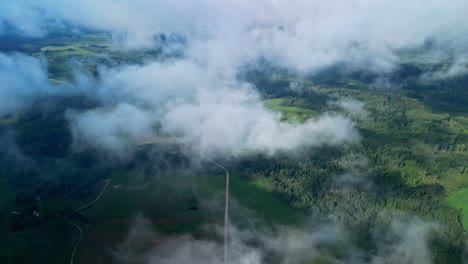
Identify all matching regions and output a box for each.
[0,178,15,233]
[263,98,318,123]
[75,170,305,263]
[444,188,468,229]
[40,45,98,57]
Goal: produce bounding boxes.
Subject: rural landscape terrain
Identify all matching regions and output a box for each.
[0,1,467,264]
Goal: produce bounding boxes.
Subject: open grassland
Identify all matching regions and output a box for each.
[36,34,114,57]
[205,172,305,225]
[28,34,115,80]
[0,168,303,263]
[76,170,305,263]
[0,113,20,126]
[40,45,98,57]
[263,98,318,123]
[0,178,15,233]
[0,223,74,264]
[444,188,468,229]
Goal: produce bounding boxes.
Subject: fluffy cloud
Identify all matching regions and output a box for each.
[112,215,436,264]
[331,98,368,121]
[163,87,358,156]
[0,2,47,36]
[67,104,154,154]
[94,61,209,107]
[69,60,359,157]
[2,0,465,156]
[2,0,468,73]
[371,219,437,264]
[0,52,60,115]
[0,50,359,157]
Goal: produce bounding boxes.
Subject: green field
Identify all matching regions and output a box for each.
[75,170,305,263]
[0,178,15,233]
[0,168,305,263]
[0,113,20,126]
[444,188,468,229]
[40,45,98,57]
[263,98,318,122]
[0,224,72,264]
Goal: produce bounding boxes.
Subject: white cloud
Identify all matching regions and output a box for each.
[372,219,437,264]
[164,92,358,157]
[113,214,436,264]
[0,2,46,36]
[67,104,154,154]
[0,53,59,115]
[71,60,359,157]
[331,98,368,121]
[3,0,468,73]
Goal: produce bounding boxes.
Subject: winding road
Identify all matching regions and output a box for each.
[171,136,230,264]
[65,217,83,264]
[73,179,111,214]
[65,136,231,264]
[66,178,111,264]
[113,177,156,190]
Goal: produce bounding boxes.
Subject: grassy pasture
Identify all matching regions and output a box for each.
[0,178,15,233]
[40,45,98,57]
[30,34,114,80]
[263,98,318,123]
[76,170,305,263]
[0,113,20,126]
[444,188,468,229]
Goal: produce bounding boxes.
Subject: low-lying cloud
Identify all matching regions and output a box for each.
[0,52,57,116]
[2,0,468,74]
[2,0,468,157]
[112,214,437,264]
[66,61,359,157]
[163,91,358,156]
[67,104,154,154]
[331,98,368,121]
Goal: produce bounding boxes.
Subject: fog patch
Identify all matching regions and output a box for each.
[94,61,209,107]
[112,213,437,264]
[372,219,437,264]
[0,2,46,37]
[2,0,468,76]
[0,53,65,116]
[420,55,468,82]
[112,215,261,264]
[67,61,359,158]
[331,98,368,121]
[67,104,154,155]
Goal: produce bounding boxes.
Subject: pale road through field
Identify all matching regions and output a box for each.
[66,178,111,264]
[73,179,111,213]
[65,217,83,264]
[171,135,230,264]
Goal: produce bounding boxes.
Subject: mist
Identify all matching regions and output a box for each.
[2,0,468,155]
[2,0,468,74]
[112,213,437,264]
[60,59,359,157]
[0,52,57,115]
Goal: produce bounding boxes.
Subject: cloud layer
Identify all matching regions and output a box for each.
[112,215,437,264]
[3,0,466,156]
[66,61,358,156]
[0,53,56,115]
[2,0,468,73]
